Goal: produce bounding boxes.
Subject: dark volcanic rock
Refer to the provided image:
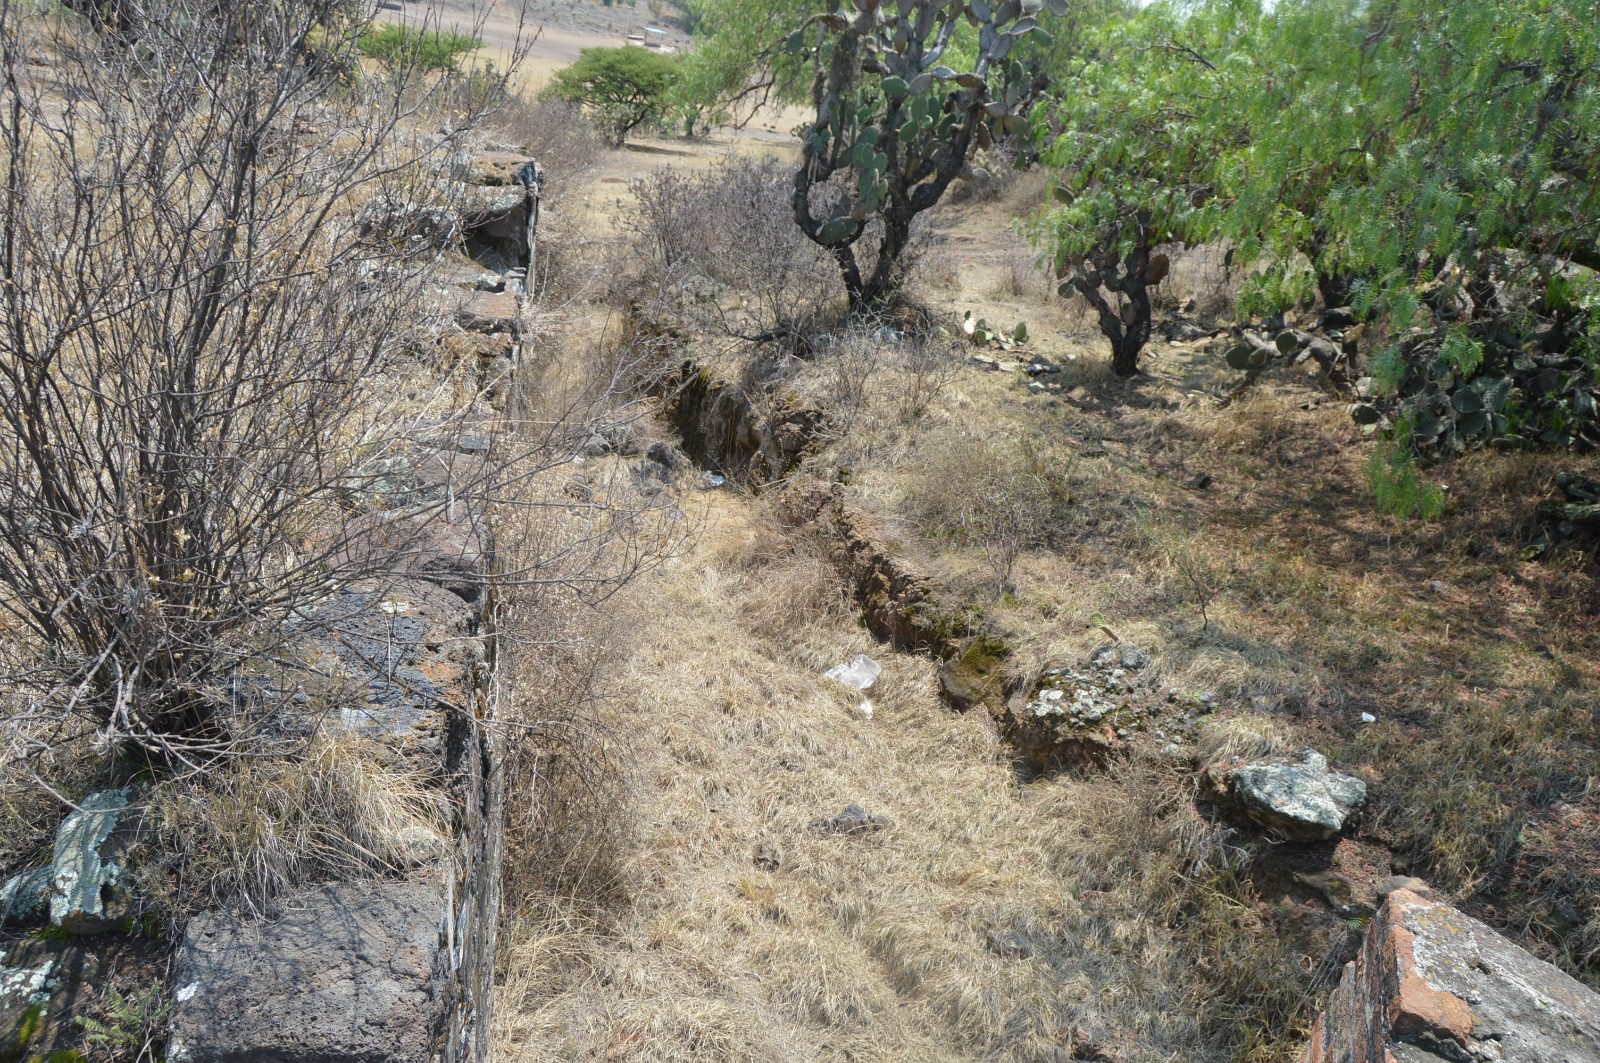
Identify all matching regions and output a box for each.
[167,878,449,1063]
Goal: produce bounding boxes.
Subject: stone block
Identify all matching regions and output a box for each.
[1300,888,1600,1063]
[167,878,449,1063]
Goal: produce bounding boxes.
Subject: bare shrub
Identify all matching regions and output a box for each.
[627,165,707,274]
[896,329,962,423]
[946,144,1021,205]
[0,0,530,764]
[626,157,838,344]
[490,316,690,907]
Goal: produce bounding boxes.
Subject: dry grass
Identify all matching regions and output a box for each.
[491,106,1600,1063]
[143,732,454,920]
[494,497,1332,1063]
[834,322,1600,986]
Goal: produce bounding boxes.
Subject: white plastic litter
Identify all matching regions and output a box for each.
[1360,712,1377,724]
[857,699,875,721]
[703,471,726,488]
[826,654,882,691]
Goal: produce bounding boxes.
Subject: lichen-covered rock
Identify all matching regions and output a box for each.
[0,867,51,928]
[456,152,540,276]
[167,878,449,1063]
[456,150,540,188]
[2,934,163,1059]
[1301,888,1600,1063]
[50,788,134,934]
[999,666,1136,773]
[809,804,893,835]
[1223,750,1366,840]
[455,288,520,336]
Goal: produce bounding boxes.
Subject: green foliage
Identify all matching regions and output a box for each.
[1439,327,1485,379]
[544,46,680,146]
[1032,1,1250,373]
[668,0,822,124]
[356,23,481,72]
[1227,0,1600,314]
[1368,421,1446,521]
[74,985,170,1054]
[1039,0,1600,465]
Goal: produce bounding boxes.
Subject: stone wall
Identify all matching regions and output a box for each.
[162,148,541,1063]
[1300,886,1600,1063]
[0,149,541,1063]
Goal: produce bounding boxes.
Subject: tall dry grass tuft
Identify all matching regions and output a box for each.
[145,733,454,920]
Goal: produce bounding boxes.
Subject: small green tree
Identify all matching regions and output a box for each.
[1224,0,1600,467]
[788,0,1067,312]
[357,23,482,71]
[544,46,680,146]
[1032,2,1248,375]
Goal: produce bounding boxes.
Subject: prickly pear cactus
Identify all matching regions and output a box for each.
[788,0,1065,306]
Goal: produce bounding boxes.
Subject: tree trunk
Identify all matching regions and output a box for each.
[833,243,867,315]
[1316,270,1353,311]
[855,213,912,313]
[1118,277,1151,376]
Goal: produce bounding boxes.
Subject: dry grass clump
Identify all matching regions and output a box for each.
[899,431,1077,596]
[144,733,453,920]
[989,248,1053,301]
[769,319,961,446]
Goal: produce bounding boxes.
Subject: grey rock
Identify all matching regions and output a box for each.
[752,841,781,871]
[1375,874,1432,899]
[645,440,687,472]
[1320,306,1357,330]
[1091,644,1148,672]
[50,788,133,934]
[809,804,892,836]
[983,926,1037,960]
[167,878,448,1063]
[1224,750,1367,840]
[0,867,51,927]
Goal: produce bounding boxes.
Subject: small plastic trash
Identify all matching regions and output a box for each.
[1360,712,1377,724]
[858,699,875,721]
[826,653,882,691]
[703,471,726,488]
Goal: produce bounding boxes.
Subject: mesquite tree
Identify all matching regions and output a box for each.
[789,0,1066,311]
[1033,3,1246,375]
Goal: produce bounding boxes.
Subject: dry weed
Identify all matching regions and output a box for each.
[145,733,453,920]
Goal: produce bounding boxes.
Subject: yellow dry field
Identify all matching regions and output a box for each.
[495,493,1219,1062]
